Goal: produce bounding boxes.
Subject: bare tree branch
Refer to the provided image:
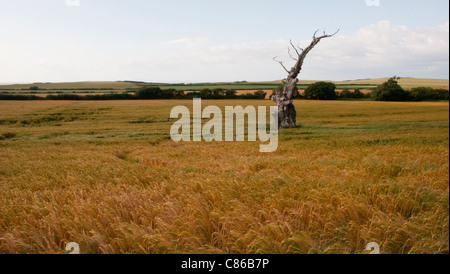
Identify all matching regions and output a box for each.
[313,29,320,40]
[289,40,301,57]
[276,29,340,79]
[287,47,298,61]
[330,28,340,36]
[316,28,340,40]
[273,57,289,73]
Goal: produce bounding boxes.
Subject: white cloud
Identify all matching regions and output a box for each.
[143,20,449,82]
[164,37,208,47]
[0,21,448,83]
[304,20,450,79]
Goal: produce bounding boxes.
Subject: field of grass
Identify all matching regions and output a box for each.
[0,100,448,254]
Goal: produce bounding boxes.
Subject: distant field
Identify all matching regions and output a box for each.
[337,78,449,89]
[0,100,448,254]
[0,81,139,90]
[268,78,449,89]
[0,78,447,95]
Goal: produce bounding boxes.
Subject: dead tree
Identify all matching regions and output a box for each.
[272,29,339,128]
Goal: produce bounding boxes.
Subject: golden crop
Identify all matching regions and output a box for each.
[0,100,448,254]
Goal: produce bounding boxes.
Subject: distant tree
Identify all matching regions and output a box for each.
[371,76,410,101]
[212,88,225,96]
[200,88,213,97]
[339,88,353,99]
[172,89,185,97]
[409,87,433,101]
[353,89,365,99]
[410,87,449,101]
[225,89,237,97]
[435,89,449,100]
[29,86,39,90]
[135,87,172,99]
[304,81,337,100]
[253,90,267,99]
[339,88,366,99]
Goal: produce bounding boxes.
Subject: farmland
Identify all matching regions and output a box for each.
[0,78,448,97]
[0,99,448,254]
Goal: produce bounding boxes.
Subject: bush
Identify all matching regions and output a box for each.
[200,89,213,97]
[136,87,162,99]
[339,88,366,99]
[435,89,449,100]
[135,87,175,99]
[212,88,225,96]
[409,87,434,101]
[0,94,42,100]
[371,77,410,101]
[29,86,39,90]
[339,89,353,99]
[305,82,337,100]
[226,89,237,97]
[253,90,267,99]
[410,87,449,101]
[353,89,366,99]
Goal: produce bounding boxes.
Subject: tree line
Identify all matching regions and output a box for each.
[0,78,448,101]
[283,77,448,101]
[0,88,267,101]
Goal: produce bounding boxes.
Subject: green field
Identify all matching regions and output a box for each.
[0,99,448,254]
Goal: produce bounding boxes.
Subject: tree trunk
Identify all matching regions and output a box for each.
[272,78,298,128]
[272,30,338,128]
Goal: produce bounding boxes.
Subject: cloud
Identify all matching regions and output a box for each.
[304,20,450,79]
[142,20,449,82]
[0,21,448,83]
[164,37,208,47]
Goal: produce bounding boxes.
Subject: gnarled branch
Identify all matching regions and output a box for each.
[290,40,301,56]
[273,57,289,73]
[287,47,298,61]
[313,28,340,41]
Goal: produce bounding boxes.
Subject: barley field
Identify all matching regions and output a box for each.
[0,100,448,254]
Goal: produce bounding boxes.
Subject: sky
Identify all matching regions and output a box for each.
[0,0,448,83]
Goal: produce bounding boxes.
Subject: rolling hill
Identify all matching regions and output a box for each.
[0,78,448,91]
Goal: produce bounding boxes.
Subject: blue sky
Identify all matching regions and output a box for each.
[0,0,448,83]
